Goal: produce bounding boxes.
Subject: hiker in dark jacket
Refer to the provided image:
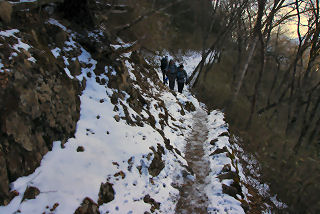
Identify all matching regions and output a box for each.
[167,60,177,90]
[160,56,168,84]
[176,64,188,93]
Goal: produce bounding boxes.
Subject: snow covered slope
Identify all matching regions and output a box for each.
[0,18,255,214]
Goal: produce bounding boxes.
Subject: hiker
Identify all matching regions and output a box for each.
[167,59,177,90]
[160,56,168,84]
[176,64,188,93]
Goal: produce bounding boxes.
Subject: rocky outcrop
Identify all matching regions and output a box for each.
[0,11,81,205]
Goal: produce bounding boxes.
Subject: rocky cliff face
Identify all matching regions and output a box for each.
[0,4,82,205]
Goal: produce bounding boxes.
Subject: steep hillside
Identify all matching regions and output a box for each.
[0,1,286,213]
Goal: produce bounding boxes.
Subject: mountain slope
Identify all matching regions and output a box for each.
[0,2,285,213]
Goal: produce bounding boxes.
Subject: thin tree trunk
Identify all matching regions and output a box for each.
[233,35,259,99]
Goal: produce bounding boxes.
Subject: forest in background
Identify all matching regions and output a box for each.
[103,0,320,212]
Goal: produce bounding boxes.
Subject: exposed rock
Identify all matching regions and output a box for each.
[8,190,19,204]
[217,171,239,181]
[22,186,40,201]
[97,182,115,205]
[180,107,185,116]
[74,197,100,214]
[143,194,160,212]
[77,146,85,152]
[184,101,196,112]
[114,171,126,179]
[219,131,229,137]
[0,1,12,24]
[0,18,81,204]
[55,31,67,47]
[163,137,174,151]
[114,115,120,122]
[240,200,250,213]
[210,138,218,146]
[0,150,9,205]
[221,164,231,173]
[209,146,228,156]
[58,0,97,26]
[222,184,238,198]
[68,59,82,76]
[148,144,165,177]
[50,202,59,212]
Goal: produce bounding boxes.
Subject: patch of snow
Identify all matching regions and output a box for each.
[9,52,18,60]
[270,195,287,209]
[204,110,246,214]
[63,56,69,66]
[0,29,36,63]
[64,35,77,49]
[76,47,97,81]
[0,29,30,52]
[51,47,61,58]
[0,29,19,37]
[64,67,74,79]
[13,38,31,52]
[0,59,4,72]
[110,40,136,50]
[181,51,202,76]
[48,18,67,31]
[78,47,96,65]
[28,57,36,63]
[88,31,103,40]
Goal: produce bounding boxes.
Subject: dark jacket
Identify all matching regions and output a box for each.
[161,57,168,70]
[176,68,188,83]
[167,64,177,80]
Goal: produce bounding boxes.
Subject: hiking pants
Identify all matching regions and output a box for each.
[178,82,184,93]
[169,78,175,90]
[161,69,167,84]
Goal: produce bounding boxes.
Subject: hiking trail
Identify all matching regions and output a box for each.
[176,108,211,214]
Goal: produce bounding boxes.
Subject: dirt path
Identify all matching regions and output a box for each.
[176,109,210,214]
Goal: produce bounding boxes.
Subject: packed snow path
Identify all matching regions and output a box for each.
[176,108,210,214]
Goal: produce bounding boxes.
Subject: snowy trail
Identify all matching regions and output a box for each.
[176,108,210,214]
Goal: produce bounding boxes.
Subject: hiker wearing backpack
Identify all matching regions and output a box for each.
[167,59,177,90]
[160,56,168,84]
[176,64,188,93]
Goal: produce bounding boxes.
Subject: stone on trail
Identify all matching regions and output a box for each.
[98,182,115,205]
[22,186,40,202]
[74,197,100,214]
